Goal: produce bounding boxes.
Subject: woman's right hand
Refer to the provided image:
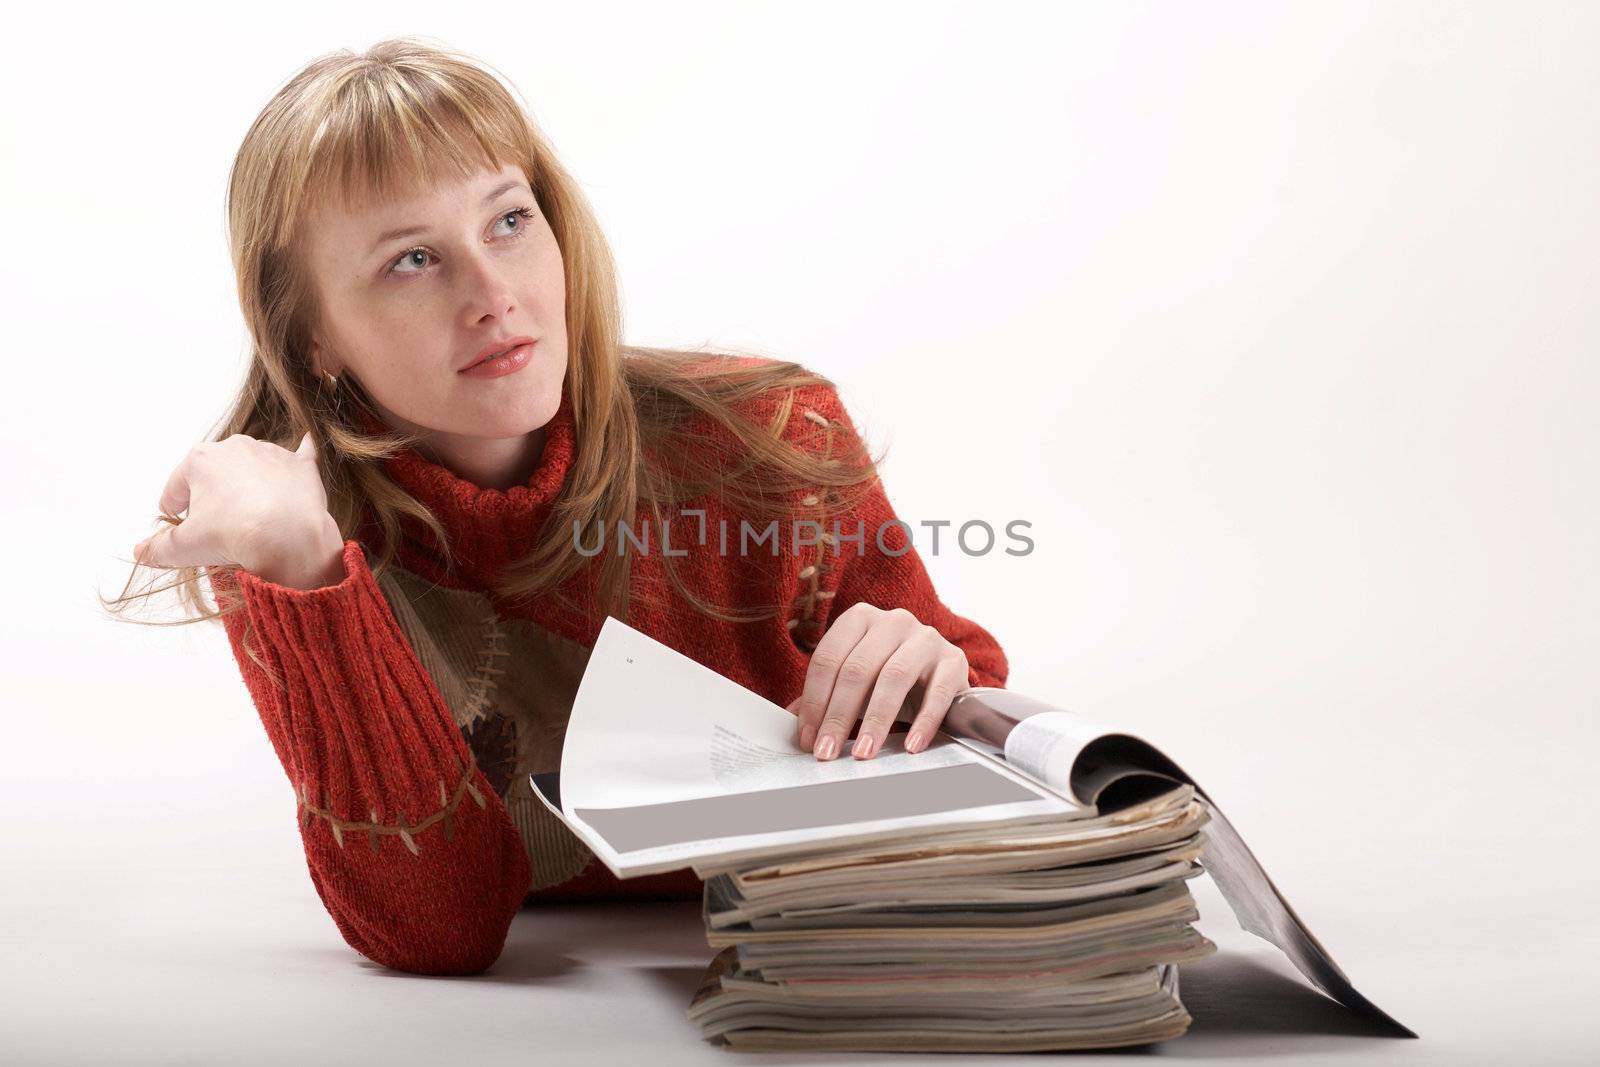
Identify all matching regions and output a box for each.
[133,431,346,586]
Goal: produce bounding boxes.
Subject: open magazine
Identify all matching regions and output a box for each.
[530,616,1413,1037]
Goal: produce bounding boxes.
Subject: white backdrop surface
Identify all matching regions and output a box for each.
[3,2,1595,1064]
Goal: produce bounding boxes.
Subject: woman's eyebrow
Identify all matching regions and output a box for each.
[366,179,527,253]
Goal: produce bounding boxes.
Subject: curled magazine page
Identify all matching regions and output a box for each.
[939,688,1414,1037]
[945,689,1129,799]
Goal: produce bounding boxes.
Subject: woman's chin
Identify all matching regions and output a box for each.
[472,389,562,437]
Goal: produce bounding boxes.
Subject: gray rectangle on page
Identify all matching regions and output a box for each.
[574,762,1038,854]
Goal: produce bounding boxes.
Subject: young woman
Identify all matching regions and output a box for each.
[107,37,1008,976]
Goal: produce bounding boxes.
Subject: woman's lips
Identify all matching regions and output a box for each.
[459,341,535,379]
[460,335,537,371]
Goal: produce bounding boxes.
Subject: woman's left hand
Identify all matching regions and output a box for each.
[786,603,969,761]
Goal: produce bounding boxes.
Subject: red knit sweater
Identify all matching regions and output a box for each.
[209,368,1008,975]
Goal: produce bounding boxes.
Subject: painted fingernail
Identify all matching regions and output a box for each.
[853,734,876,759]
[800,724,815,750]
[816,735,837,760]
[906,730,926,753]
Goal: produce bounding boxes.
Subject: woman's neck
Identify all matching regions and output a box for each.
[414,426,549,491]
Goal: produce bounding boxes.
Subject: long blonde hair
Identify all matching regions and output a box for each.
[101,36,878,665]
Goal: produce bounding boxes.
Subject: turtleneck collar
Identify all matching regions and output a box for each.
[355,385,578,591]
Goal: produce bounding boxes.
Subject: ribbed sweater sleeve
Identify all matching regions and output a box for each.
[208,538,533,975]
[800,386,1011,690]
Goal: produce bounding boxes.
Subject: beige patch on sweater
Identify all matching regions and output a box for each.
[374,564,598,890]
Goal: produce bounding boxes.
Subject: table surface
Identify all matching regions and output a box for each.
[4,674,1592,1066]
[6,832,1587,1066]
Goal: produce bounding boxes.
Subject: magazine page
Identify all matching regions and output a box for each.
[539,618,1093,878]
[939,688,1414,1037]
[944,688,1190,809]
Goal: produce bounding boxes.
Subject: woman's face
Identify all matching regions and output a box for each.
[299,161,569,445]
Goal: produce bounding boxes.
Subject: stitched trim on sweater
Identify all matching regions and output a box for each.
[456,612,511,727]
[296,756,488,857]
[787,407,839,652]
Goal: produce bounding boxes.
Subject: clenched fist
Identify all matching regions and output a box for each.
[134,431,348,589]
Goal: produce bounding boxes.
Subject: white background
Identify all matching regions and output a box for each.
[4,1,1596,1063]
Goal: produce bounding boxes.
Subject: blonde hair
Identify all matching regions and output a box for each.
[101,36,878,668]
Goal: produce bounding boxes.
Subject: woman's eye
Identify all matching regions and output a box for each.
[493,206,536,236]
[390,248,433,274]
[387,206,536,277]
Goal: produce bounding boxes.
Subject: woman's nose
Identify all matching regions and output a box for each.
[458,249,516,322]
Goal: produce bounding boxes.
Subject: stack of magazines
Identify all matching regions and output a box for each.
[530,617,1412,1053]
[685,784,1217,1052]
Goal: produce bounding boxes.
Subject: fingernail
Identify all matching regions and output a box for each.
[906,730,925,753]
[816,735,837,761]
[800,724,815,750]
[133,539,148,559]
[853,734,876,759]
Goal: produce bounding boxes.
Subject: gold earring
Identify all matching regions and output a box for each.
[318,369,345,413]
